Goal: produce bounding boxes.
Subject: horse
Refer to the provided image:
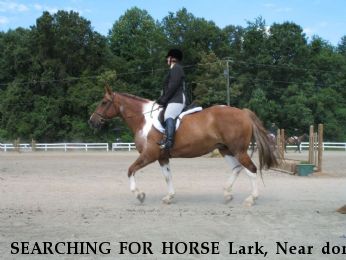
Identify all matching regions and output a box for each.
[285,133,308,153]
[89,86,278,206]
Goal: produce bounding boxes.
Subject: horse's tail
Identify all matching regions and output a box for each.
[244,109,278,171]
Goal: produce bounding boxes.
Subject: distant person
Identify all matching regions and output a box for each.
[269,123,278,137]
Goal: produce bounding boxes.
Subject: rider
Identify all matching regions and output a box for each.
[157,49,186,151]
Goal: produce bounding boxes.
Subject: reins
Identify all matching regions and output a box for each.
[118,94,161,119]
[124,104,161,119]
[97,92,161,121]
[149,101,158,118]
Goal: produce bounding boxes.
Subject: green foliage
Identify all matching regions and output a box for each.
[248,88,278,125]
[109,7,166,99]
[193,52,226,106]
[0,9,345,142]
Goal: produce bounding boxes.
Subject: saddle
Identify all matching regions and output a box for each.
[153,103,202,133]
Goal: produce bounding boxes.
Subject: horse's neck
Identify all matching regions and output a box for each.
[299,134,306,141]
[118,95,147,135]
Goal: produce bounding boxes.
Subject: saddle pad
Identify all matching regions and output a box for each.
[153,107,203,133]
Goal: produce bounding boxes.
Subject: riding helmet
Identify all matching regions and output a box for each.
[166,49,183,61]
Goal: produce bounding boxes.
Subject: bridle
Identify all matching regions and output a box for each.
[95,93,161,122]
[94,93,116,124]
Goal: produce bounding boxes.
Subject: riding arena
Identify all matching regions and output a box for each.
[1,92,346,258]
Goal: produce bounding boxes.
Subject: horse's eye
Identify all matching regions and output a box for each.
[101,101,107,105]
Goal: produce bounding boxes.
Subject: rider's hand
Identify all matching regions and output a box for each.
[157,97,165,106]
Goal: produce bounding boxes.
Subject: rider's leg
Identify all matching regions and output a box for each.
[160,102,184,150]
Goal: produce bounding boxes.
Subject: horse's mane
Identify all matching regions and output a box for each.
[118,92,151,103]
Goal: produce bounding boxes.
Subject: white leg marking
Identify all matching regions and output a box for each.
[161,163,175,204]
[224,155,242,202]
[243,168,258,207]
[129,175,136,192]
[129,175,145,203]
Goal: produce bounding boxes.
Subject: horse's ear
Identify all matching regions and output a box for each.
[105,85,113,96]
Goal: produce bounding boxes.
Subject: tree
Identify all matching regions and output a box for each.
[1,8,346,142]
[193,52,226,106]
[279,84,314,134]
[248,88,278,126]
[337,35,346,55]
[109,7,166,99]
[161,8,227,65]
[0,28,32,87]
[233,17,269,105]
[0,11,110,142]
[266,22,310,100]
[222,25,244,60]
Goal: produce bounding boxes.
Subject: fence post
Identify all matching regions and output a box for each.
[309,125,314,164]
[317,124,323,172]
[276,129,282,159]
[280,129,285,159]
[314,132,318,165]
[31,139,36,152]
[14,138,20,153]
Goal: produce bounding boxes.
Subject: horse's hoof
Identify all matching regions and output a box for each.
[224,194,233,204]
[162,194,174,204]
[137,192,146,203]
[243,196,255,207]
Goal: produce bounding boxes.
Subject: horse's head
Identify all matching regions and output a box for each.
[301,133,309,141]
[89,86,120,129]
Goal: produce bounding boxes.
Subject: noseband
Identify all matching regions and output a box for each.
[95,93,116,123]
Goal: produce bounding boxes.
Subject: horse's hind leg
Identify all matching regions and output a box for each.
[237,153,259,207]
[218,147,243,203]
[223,155,243,203]
[159,158,175,204]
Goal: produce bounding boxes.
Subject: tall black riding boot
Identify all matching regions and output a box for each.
[160,118,175,150]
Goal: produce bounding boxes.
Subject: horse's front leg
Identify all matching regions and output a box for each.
[128,154,156,203]
[159,159,175,204]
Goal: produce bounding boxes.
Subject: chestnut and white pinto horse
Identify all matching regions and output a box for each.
[89,87,278,206]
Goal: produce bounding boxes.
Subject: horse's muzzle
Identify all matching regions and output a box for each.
[88,114,105,129]
[88,119,98,129]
